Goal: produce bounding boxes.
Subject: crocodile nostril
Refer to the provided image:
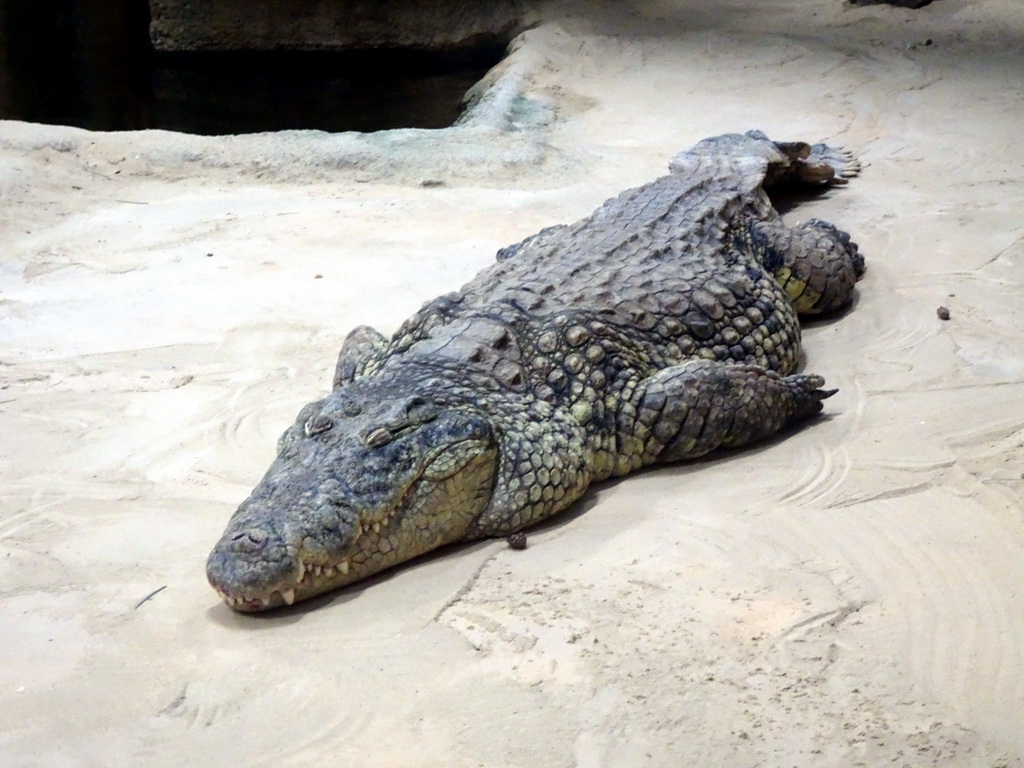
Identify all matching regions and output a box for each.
[230,531,267,550]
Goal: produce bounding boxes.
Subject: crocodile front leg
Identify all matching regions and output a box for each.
[629,360,836,465]
[333,325,388,388]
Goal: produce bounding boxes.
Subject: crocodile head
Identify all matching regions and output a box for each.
[206,383,498,611]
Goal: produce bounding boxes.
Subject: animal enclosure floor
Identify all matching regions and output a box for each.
[2,1,1024,765]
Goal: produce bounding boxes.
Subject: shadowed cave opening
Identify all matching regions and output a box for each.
[0,0,507,135]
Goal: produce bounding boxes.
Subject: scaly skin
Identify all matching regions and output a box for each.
[206,130,865,611]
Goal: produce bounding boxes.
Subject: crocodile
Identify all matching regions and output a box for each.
[206,130,864,611]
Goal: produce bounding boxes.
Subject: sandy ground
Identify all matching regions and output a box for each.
[3,1,1024,765]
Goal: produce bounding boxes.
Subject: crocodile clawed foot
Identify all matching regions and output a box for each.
[785,374,838,420]
[798,143,862,185]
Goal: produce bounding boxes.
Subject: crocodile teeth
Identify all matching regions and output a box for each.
[322,565,335,577]
[281,589,296,606]
[297,562,306,582]
[372,522,381,534]
[338,561,349,575]
[312,565,322,576]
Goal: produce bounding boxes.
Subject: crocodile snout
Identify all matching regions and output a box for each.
[206,525,301,610]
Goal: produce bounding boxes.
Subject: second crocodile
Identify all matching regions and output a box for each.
[207,129,865,611]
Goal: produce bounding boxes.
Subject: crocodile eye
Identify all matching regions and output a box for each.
[363,427,392,449]
[304,415,334,438]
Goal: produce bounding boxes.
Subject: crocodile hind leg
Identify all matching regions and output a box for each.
[752,136,865,313]
[747,217,865,315]
[628,359,835,466]
[781,141,861,186]
[765,136,862,188]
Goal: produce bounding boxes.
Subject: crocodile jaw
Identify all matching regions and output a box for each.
[206,440,498,612]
